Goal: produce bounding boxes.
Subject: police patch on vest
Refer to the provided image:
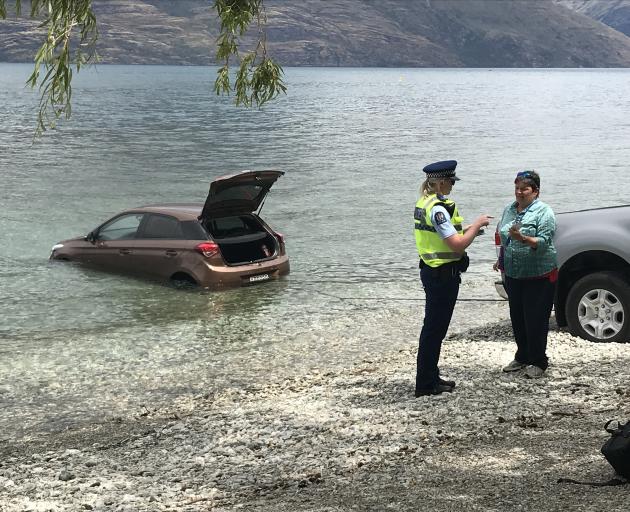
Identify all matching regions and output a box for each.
[434,211,447,225]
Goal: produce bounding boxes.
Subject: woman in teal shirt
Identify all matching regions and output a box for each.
[495,170,558,378]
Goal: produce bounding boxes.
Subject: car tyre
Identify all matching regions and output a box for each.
[170,273,198,289]
[565,271,630,343]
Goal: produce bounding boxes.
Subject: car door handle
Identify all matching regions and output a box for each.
[165,250,178,257]
[119,249,132,255]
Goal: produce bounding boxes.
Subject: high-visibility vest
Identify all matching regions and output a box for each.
[414,194,464,267]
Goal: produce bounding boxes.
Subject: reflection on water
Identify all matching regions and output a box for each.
[1,64,629,439]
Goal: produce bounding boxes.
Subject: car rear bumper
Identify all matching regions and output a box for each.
[193,255,290,288]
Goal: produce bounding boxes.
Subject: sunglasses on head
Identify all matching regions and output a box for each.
[517,170,534,179]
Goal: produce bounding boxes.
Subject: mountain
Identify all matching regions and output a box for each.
[3,0,630,67]
[557,0,630,37]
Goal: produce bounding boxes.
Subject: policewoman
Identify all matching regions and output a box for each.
[414,160,493,396]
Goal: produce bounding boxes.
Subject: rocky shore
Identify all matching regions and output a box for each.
[1,321,629,511]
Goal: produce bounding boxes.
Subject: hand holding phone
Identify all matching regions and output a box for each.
[509,223,523,240]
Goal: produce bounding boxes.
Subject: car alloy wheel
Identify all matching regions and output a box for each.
[577,288,624,339]
[566,271,630,343]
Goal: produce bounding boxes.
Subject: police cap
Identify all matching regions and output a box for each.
[422,160,460,181]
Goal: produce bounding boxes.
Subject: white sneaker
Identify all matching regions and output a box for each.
[524,365,545,379]
[502,359,527,373]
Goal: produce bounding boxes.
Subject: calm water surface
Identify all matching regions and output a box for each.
[1,65,629,439]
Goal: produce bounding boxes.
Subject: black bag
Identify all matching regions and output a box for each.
[601,419,630,479]
[558,419,630,487]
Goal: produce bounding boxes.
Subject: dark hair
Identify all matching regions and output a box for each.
[515,170,540,190]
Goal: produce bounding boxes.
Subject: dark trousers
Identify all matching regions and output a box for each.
[416,265,460,391]
[504,276,556,370]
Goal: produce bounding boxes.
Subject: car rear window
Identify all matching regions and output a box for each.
[215,184,264,202]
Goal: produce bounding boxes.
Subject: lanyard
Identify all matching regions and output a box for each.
[513,198,537,223]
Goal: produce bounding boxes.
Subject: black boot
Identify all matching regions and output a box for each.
[415,383,454,397]
[438,377,456,388]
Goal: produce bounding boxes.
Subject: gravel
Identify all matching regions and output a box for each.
[1,320,629,511]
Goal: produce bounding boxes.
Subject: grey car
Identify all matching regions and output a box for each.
[496,205,630,343]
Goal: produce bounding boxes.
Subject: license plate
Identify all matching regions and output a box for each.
[249,273,269,283]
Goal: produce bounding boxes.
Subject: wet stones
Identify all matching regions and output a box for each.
[2,328,629,510]
[58,469,76,481]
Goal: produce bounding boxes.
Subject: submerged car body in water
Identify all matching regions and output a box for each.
[496,205,630,343]
[50,170,290,288]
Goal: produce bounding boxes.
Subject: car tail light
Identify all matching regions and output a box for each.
[274,232,285,244]
[195,242,219,258]
[494,230,501,258]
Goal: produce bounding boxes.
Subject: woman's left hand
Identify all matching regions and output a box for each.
[510,227,538,249]
[508,225,523,241]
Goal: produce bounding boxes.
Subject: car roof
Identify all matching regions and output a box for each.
[125,203,204,220]
[557,204,630,215]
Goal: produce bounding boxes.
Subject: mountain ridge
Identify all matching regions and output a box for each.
[557,0,630,36]
[2,0,630,67]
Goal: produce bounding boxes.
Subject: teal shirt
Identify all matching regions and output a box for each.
[498,199,558,279]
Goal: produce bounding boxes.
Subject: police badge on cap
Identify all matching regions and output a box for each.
[422,160,460,181]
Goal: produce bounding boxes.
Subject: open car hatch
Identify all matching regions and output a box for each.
[200,170,284,220]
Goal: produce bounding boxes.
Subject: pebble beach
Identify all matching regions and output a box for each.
[2,318,629,511]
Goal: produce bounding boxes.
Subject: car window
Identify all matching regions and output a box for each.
[216,184,264,202]
[180,220,208,240]
[140,214,184,239]
[98,213,144,241]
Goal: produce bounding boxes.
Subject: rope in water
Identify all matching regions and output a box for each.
[283,280,507,302]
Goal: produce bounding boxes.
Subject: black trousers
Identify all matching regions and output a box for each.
[504,276,556,370]
[416,264,460,391]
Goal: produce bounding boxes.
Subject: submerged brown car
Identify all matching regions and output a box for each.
[50,170,289,288]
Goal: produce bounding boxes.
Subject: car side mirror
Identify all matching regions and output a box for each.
[86,231,96,243]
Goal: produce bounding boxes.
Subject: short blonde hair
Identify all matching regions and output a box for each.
[421,178,448,196]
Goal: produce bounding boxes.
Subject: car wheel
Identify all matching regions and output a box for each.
[170,273,198,289]
[565,271,630,343]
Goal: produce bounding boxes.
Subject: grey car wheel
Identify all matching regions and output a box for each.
[566,271,630,343]
[577,288,624,339]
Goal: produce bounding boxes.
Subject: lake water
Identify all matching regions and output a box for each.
[1,65,629,440]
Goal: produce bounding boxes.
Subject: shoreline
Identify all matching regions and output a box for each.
[2,321,629,511]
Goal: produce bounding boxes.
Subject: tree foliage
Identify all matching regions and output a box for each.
[214,0,286,107]
[1,0,98,135]
[0,0,286,135]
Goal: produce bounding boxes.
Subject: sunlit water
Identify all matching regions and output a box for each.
[1,64,629,439]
